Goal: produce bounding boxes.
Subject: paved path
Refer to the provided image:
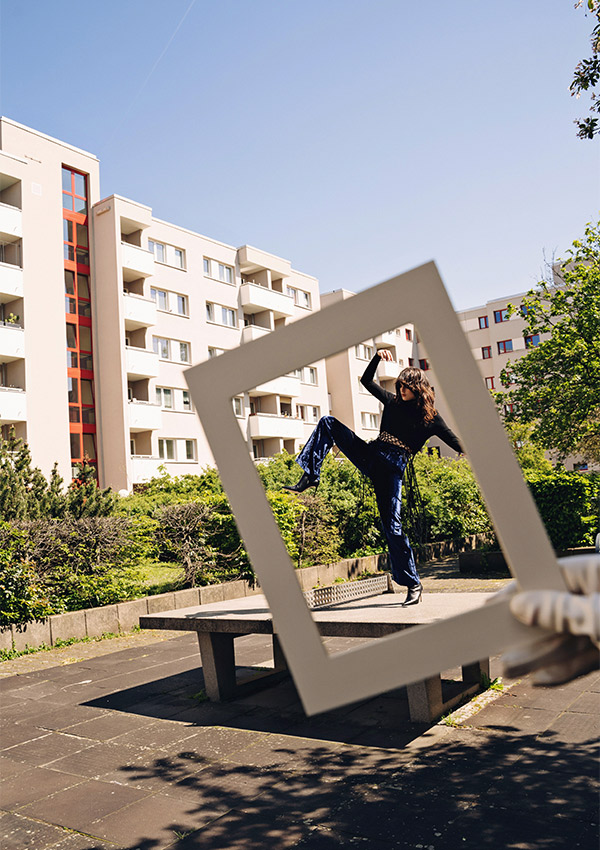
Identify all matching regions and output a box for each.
[1,562,598,849]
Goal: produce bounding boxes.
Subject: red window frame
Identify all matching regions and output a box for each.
[494,309,509,323]
[485,376,495,390]
[478,315,489,329]
[498,339,513,354]
[482,346,492,359]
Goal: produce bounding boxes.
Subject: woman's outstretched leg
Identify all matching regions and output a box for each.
[292,416,372,484]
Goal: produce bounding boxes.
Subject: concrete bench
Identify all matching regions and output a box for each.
[139,578,491,723]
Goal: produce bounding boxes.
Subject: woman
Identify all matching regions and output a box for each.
[284,349,462,606]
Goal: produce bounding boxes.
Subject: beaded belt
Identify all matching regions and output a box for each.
[376,432,413,454]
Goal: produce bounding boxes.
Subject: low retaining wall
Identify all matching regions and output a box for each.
[0,552,389,653]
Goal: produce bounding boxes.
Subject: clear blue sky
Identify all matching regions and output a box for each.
[1,0,597,309]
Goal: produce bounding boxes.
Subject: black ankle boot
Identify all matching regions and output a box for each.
[283,473,319,493]
[401,584,423,607]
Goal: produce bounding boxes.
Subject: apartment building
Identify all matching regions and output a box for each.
[0,118,328,491]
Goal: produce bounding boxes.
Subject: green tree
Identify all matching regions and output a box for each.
[571,1,600,139]
[498,221,600,462]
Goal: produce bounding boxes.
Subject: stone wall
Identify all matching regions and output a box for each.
[0,553,389,653]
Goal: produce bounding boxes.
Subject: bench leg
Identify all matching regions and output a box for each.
[462,658,490,685]
[272,635,288,672]
[197,633,237,701]
[406,675,444,723]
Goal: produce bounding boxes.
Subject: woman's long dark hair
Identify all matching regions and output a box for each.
[395,367,437,424]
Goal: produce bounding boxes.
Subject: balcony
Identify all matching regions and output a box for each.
[0,386,26,423]
[241,324,271,344]
[0,322,24,362]
[125,345,159,380]
[374,331,397,348]
[123,292,157,330]
[0,262,23,302]
[128,399,162,432]
[377,359,401,381]
[238,245,292,278]
[121,242,154,282]
[249,413,304,441]
[248,374,301,398]
[131,455,163,483]
[0,203,22,241]
[240,283,294,318]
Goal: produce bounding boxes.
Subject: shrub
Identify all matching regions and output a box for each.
[525,469,600,549]
[0,523,54,627]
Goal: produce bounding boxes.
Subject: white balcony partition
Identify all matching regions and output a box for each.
[0,323,24,362]
[0,262,23,302]
[121,242,154,281]
[128,400,162,432]
[249,413,304,440]
[0,386,26,423]
[240,283,294,318]
[0,203,22,241]
[123,292,157,330]
[125,346,159,380]
[374,330,397,348]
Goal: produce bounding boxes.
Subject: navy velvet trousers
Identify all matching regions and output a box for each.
[296,416,420,588]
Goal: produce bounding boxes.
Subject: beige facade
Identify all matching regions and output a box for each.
[0,118,328,491]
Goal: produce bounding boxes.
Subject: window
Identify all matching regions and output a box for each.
[525,334,540,349]
[203,257,210,275]
[176,295,188,316]
[355,344,374,360]
[504,403,515,415]
[182,391,192,411]
[286,286,311,309]
[485,377,495,390]
[158,438,175,460]
[156,387,173,409]
[478,315,489,329]
[179,342,190,363]
[221,306,236,327]
[361,412,379,430]
[218,263,234,284]
[574,462,589,472]
[308,405,320,423]
[302,366,317,385]
[481,346,492,359]
[151,288,168,311]
[405,328,412,341]
[153,336,170,359]
[185,440,196,461]
[419,358,429,371]
[208,346,225,358]
[206,302,236,327]
[494,309,509,323]
[233,397,244,417]
[408,358,415,366]
[148,240,166,263]
[174,248,185,269]
[498,339,513,354]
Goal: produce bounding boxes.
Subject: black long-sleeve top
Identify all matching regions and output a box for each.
[360,355,462,454]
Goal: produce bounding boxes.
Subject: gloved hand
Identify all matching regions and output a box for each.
[500,554,600,686]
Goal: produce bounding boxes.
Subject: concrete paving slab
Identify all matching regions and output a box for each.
[0,811,74,850]
[0,765,84,809]
[19,778,150,834]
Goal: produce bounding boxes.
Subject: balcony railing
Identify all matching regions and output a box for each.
[0,202,22,241]
[248,374,301,398]
[128,399,162,432]
[0,322,24,362]
[121,242,154,282]
[125,345,159,380]
[0,385,26,423]
[0,261,23,302]
[241,324,271,344]
[249,412,305,440]
[130,454,163,483]
[123,291,157,330]
[240,282,294,318]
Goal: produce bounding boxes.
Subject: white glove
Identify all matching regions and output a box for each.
[501,554,600,686]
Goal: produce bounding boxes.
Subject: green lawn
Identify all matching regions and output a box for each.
[138,561,184,594]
